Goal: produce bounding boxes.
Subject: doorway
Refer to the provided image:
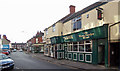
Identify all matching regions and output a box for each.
[55,45,57,59]
[110,43,119,67]
[98,45,105,65]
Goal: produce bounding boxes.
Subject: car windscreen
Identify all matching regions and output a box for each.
[0,54,9,60]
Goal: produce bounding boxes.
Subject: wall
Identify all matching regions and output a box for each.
[102,2,119,41]
[2,38,10,45]
[44,22,63,44]
[38,37,43,43]
[74,2,119,42]
[63,20,72,35]
[118,1,120,40]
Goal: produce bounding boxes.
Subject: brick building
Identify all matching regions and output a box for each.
[27,31,44,53]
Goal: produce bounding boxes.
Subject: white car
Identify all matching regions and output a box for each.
[0,53,14,70]
[19,49,23,52]
[12,49,17,52]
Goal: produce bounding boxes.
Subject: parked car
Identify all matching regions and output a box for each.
[12,49,17,52]
[19,49,23,52]
[0,53,14,70]
[2,51,9,55]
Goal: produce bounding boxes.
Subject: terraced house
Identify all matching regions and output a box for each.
[44,1,120,68]
[27,31,44,53]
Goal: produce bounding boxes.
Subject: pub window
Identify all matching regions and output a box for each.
[85,41,92,52]
[51,46,53,52]
[85,45,91,52]
[59,44,62,50]
[79,42,84,52]
[68,44,71,51]
[73,42,78,51]
[68,43,73,51]
[78,41,92,52]
[79,45,84,51]
[59,53,62,58]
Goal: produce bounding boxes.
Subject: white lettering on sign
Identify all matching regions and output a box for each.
[63,35,73,40]
[3,46,8,48]
[79,32,94,39]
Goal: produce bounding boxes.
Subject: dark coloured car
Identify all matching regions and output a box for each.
[12,49,17,52]
[0,53,14,70]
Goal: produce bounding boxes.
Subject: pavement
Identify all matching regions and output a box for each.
[26,52,117,70]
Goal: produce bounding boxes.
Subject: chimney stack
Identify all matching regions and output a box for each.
[69,5,75,14]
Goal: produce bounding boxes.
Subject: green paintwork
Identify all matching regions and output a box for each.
[50,25,108,66]
[86,55,91,62]
[62,34,77,42]
[68,53,72,59]
[76,24,108,41]
[79,54,84,61]
[66,52,92,63]
[73,53,77,60]
[50,36,62,44]
[105,38,108,67]
[61,24,108,43]
[92,40,98,65]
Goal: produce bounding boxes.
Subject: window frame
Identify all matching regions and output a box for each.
[52,24,55,32]
[46,29,48,35]
[72,16,82,31]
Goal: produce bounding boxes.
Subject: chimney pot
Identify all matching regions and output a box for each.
[69,5,75,14]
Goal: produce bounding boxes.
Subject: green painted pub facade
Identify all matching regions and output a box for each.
[50,24,109,67]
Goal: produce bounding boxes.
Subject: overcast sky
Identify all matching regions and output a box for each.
[0,0,100,43]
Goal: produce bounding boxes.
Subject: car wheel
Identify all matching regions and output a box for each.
[10,66,14,70]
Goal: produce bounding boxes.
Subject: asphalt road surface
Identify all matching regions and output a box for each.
[10,51,69,69]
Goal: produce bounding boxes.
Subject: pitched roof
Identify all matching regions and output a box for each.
[62,2,108,23]
[44,2,108,31]
[44,13,74,31]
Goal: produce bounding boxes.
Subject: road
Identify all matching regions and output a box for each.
[10,51,69,69]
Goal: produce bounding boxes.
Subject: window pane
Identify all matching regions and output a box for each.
[77,21,82,29]
[73,42,78,51]
[73,22,77,30]
[86,41,91,43]
[85,44,92,52]
[79,45,84,51]
[52,25,55,32]
[68,44,71,51]
[59,44,62,49]
[79,41,84,44]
